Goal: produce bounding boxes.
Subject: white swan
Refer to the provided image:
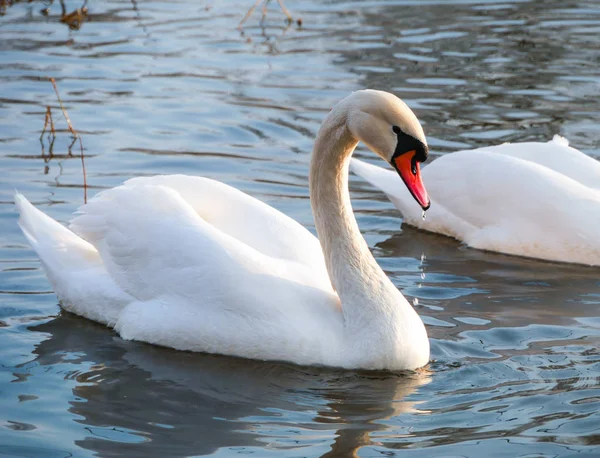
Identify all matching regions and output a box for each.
[351,135,600,266]
[16,90,432,370]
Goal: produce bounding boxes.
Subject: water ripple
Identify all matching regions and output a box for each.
[0,0,599,456]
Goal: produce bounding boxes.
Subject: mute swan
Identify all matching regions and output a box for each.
[16,90,432,370]
[351,135,600,266]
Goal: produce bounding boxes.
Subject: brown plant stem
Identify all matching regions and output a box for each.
[40,106,56,140]
[49,77,87,204]
[238,0,293,29]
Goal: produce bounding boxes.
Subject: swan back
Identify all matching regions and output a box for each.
[472,135,600,191]
[120,175,327,271]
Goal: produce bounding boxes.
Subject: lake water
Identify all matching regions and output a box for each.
[1,0,599,456]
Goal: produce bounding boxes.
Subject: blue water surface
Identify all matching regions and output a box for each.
[0,0,599,456]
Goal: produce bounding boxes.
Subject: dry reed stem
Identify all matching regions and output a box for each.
[40,105,56,161]
[39,135,56,163]
[40,106,56,140]
[49,77,88,204]
[275,0,293,21]
[238,0,262,28]
[238,0,294,29]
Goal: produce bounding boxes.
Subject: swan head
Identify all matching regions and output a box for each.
[344,90,430,210]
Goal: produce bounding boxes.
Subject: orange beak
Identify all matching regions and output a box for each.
[393,150,430,210]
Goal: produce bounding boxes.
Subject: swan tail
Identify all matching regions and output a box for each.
[15,192,102,274]
[551,134,569,147]
[16,192,133,325]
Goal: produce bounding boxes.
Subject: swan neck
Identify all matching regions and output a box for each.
[309,110,393,318]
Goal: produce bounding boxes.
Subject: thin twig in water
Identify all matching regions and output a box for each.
[40,105,56,153]
[49,77,88,204]
[40,106,56,140]
[50,78,75,135]
[40,106,56,162]
[238,0,262,29]
[275,0,293,22]
[238,0,297,28]
[40,135,56,164]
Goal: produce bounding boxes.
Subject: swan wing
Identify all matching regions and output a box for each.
[18,185,343,363]
[70,182,343,360]
[69,181,335,304]
[120,175,327,270]
[471,135,600,191]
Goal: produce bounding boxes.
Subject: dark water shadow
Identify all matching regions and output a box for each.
[376,227,600,342]
[30,313,431,457]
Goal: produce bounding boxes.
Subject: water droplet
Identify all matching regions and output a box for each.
[413,298,419,306]
[422,210,426,221]
[421,253,426,262]
[421,272,426,280]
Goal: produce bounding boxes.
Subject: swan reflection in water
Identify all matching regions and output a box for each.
[373,226,600,335]
[30,314,431,457]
